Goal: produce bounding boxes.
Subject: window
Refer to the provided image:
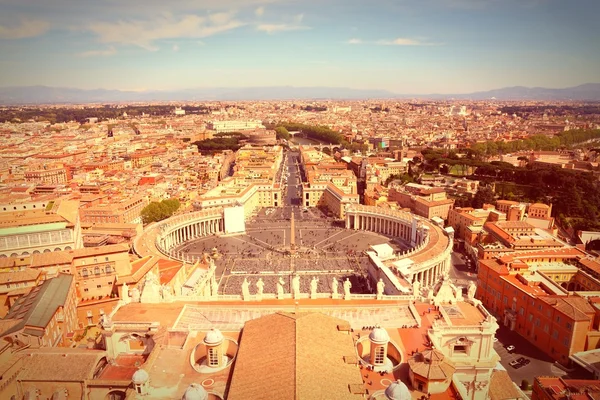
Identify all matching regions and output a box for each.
[528,314,533,322]
[81,269,89,278]
[553,330,559,339]
[556,316,561,323]
[105,265,112,274]
[208,347,219,366]
[105,257,109,262]
[94,266,101,275]
[454,345,467,354]
[84,288,89,292]
[544,324,549,332]
[97,284,102,289]
[566,322,572,330]
[374,346,385,364]
[563,337,569,346]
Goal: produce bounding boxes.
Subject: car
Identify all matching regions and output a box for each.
[506,345,515,353]
[516,357,526,364]
[522,359,530,366]
[509,360,521,368]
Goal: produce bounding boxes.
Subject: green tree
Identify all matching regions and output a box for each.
[140,198,181,224]
[274,126,290,140]
[472,186,496,208]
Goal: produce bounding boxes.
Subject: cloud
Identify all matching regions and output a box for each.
[255,6,265,16]
[87,12,244,50]
[78,46,117,57]
[376,37,437,46]
[348,37,441,46]
[0,18,50,39]
[256,13,309,34]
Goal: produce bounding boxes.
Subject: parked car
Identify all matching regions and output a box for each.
[522,359,530,366]
[516,357,526,364]
[506,345,515,353]
[509,360,521,368]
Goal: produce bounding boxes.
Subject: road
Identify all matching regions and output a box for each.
[449,251,477,288]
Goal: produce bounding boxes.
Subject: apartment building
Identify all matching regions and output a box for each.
[0,274,77,348]
[388,183,455,220]
[477,250,600,365]
[79,195,148,224]
[0,201,83,258]
[206,120,264,133]
[24,167,69,184]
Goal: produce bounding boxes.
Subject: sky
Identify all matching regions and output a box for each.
[0,0,599,94]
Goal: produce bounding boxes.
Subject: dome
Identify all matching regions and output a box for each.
[204,328,224,345]
[369,326,390,344]
[132,368,149,384]
[385,380,411,400]
[182,383,208,400]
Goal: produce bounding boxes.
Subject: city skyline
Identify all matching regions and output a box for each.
[1,0,599,93]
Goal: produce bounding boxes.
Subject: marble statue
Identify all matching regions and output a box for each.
[242,277,250,300]
[277,277,285,298]
[376,278,385,299]
[256,278,264,298]
[467,281,477,301]
[292,274,301,298]
[344,278,352,299]
[100,313,112,329]
[412,279,421,297]
[310,277,319,298]
[140,271,161,303]
[121,283,130,304]
[332,277,339,298]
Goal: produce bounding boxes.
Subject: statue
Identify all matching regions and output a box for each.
[100,313,112,329]
[331,278,339,299]
[277,277,285,299]
[412,279,421,297]
[376,278,385,300]
[343,278,352,300]
[256,278,264,300]
[310,277,319,298]
[292,275,301,298]
[467,281,477,301]
[121,283,130,304]
[242,277,250,300]
[161,285,173,301]
[211,275,219,298]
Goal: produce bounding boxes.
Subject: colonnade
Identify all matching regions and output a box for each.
[161,218,224,251]
[346,213,418,244]
[345,205,452,289]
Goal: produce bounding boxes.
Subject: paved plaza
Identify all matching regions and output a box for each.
[174,209,410,295]
[173,304,417,331]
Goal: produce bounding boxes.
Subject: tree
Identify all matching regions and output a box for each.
[140,198,181,224]
[472,186,496,208]
[274,126,290,140]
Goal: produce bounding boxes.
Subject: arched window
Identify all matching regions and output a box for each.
[94,266,101,275]
[81,269,89,278]
[105,265,112,274]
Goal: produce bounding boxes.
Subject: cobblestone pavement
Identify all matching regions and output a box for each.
[174,209,412,295]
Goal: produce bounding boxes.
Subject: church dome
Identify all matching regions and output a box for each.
[182,383,208,400]
[385,380,411,400]
[132,369,149,384]
[369,326,390,344]
[204,328,224,345]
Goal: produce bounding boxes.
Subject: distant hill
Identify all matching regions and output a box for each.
[0,83,599,104]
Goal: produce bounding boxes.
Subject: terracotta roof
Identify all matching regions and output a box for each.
[489,370,524,400]
[227,312,364,400]
[18,349,106,381]
[407,349,455,381]
[538,296,592,321]
[0,268,40,284]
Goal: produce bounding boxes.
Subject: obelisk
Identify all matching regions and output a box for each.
[290,212,296,254]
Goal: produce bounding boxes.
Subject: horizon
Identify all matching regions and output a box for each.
[1,0,599,93]
[1,82,600,96]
